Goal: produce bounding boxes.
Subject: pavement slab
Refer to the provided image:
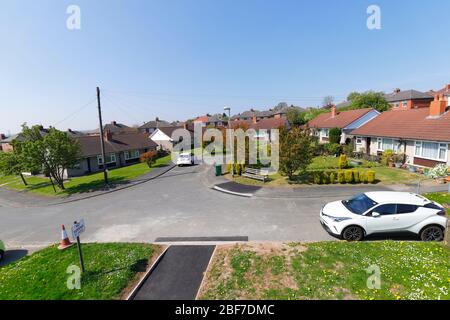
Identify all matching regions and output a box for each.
[133,245,215,300]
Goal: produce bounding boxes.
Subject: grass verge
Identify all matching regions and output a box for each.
[0,243,163,300]
[0,155,172,197]
[199,242,450,300]
[229,156,422,187]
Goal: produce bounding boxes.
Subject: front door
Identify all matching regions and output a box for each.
[366,137,371,155]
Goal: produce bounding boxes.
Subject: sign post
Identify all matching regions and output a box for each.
[72,219,86,273]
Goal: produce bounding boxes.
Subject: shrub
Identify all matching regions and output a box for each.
[325,143,342,156]
[381,150,394,166]
[329,128,342,144]
[338,154,348,169]
[322,171,330,184]
[329,172,336,184]
[337,171,345,184]
[366,170,376,183]
[314,172,322,184]
[359,171,366,183]
[426,164,449,179]
[344,170,354,183]
[353,170,360,183]
[140,150,158,168]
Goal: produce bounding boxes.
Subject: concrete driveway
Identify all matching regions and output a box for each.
[0,164,337,249]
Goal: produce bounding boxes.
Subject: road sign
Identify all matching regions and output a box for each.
[72,219,85,239]
[72,219,86,273]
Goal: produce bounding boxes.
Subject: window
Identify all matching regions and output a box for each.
[397,204,418,214]
[323,129,329,137]
[402,101,408,108]
[377,138,402,152]
[124,150,140,160]
[97,153,116,165]
[356,137,363,145]
[415,141,448,161]
[372,204,397,215]
[394,102,400,108]
[342,194,378,215]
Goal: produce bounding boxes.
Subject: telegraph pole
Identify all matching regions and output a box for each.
[97,87,108,185]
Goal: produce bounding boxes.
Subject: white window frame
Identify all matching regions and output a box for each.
[377,138,401,152]
[414,140,448,162]
[402,100,408,108]
[124,150,140,160]
[97,153,116,165]
[322,129,329,138]
[355,137,363,145]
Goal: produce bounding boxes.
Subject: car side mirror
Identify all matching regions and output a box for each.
[372,212,381,217]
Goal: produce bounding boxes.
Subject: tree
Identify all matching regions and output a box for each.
[286,108,305,126]
[15,125,82,190]
[279,127,315,180]
[0,152,28,185]
[344,91,390,112]
[140,150,158,168]
[322,96,335,109]
[328,127,342,144]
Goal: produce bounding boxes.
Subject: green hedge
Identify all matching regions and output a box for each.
[312,170,376,184]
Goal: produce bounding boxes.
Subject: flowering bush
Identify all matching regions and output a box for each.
[426,164,449,179]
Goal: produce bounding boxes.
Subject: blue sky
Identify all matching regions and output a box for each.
[1,0,449,134]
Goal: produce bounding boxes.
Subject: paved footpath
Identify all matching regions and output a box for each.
[133,245,215,300]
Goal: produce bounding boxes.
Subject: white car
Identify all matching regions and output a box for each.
[320,192,447,241]
[176,152,194,166]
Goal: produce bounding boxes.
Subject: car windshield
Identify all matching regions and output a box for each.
[342,194,378,215]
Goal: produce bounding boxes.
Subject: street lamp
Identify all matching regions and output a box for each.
[224,107,234,177]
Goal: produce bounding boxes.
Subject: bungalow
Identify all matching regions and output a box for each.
[67,131,157,177]
[351,94,450,168]
[307,106,380,144]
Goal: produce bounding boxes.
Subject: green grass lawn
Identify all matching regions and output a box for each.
[199,242,450,300]
[0,155,172,196]
[0,243,162,300]
[230,156,422,187]
[424,192,450,215]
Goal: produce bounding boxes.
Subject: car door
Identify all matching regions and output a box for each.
[394,204,422,230]
[365,204,399,233]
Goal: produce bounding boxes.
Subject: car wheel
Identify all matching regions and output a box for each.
[342,226,364,241]
[420,225,444,242]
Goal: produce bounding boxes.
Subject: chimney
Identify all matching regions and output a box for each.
[252,115,257,124]
[429,94,448,118]
[446,84,450,92]
[155,117,159,122]
[394,88,401,93]
[111,121,117,126]
[331,105,337,118]
[104,129,113,141]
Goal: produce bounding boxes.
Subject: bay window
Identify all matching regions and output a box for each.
[415,141,448,161]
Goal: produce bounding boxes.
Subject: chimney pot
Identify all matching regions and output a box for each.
[104,129,113,141]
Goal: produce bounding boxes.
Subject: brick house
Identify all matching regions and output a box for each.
[385,89,434,110]
[307,106,380,144]
[230,116,289,141]
[67,131,157,177]
[351,94,450,168]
